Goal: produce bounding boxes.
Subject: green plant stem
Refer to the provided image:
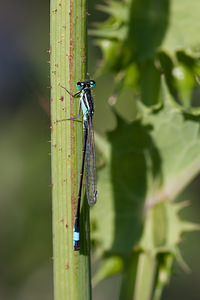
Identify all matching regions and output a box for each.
[119,252,156,300]
[50,0,91,299]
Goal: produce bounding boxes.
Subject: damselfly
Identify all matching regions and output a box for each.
[59,80,97,251]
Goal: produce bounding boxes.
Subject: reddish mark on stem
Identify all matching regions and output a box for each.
[65,224,68,229]
[60,96,64,101]
[65,261,69,270]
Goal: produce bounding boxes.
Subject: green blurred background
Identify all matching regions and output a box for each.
[0,0,200,299]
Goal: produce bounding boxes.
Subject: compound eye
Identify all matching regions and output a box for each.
[89,80,96,88]
[76,82,82,90]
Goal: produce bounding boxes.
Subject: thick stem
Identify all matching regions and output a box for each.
[119,252,156,300]
[50,0,91,299]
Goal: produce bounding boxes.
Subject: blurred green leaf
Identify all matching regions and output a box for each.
[128,0,169,60]
[92,80,200,256]
[173,63,196,107]
[94,0,200,59]
[92,0,200,110]
[92,78,200,300]
[93,256,123,285]
[161,0,200,54]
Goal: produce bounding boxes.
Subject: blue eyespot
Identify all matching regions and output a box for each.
[89,80,96,88]
[76,82,83,90]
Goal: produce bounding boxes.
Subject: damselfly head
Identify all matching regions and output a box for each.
[76,82,85,90]
[76,80,96,89]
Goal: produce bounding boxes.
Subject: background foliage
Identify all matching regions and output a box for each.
[91,0,200,299]
[0,0,200,299]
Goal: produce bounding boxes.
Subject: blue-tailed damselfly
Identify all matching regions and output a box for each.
[58,80,97,251]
